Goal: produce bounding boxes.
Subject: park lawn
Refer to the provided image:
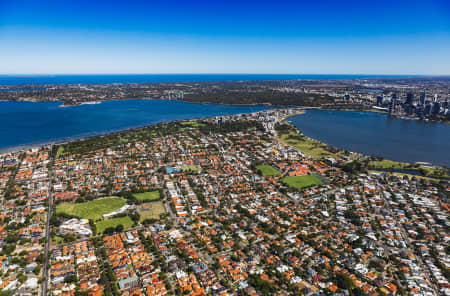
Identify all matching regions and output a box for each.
[52,235,64,245]
[278,131,339,159]
[282,175,323,189]
[421,166,449,178]
[139,201,166,222]
[368,170,439,182]
[182,165,198,172]
[256,165,281,177]
[180,121,206,127]
[133,191,161,202]
[370,159,409,169]
[96,216,133,234]
[56,197,126,221]
[370,160,449,179]
[55,146,65,158]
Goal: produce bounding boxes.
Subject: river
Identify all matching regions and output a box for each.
[288,109,450,167]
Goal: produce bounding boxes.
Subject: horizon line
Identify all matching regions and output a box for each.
[1,73,450,77]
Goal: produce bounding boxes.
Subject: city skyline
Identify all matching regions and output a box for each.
[1,0,450,74]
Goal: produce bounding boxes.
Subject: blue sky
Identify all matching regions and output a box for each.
[0,0,449,74]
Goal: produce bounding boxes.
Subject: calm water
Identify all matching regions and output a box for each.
[0,100,272,152]
[0,74,421,85]
[288,110,450,167]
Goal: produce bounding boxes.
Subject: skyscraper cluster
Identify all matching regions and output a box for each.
[387,92,449,119]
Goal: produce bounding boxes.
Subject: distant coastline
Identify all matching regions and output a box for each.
[59,101,102,107]
[0,97,275,108]
[0,73,428,85]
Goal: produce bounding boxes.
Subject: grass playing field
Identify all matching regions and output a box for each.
[281,175,323,189]
[96,216,133,234]
[133,191,161,202]
[55,197,127,221]
[139,201,166,221]
[256,165,281,177]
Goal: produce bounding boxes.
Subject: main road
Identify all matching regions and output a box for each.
[41,145,54,296]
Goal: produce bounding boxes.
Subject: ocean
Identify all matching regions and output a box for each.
[0,74,422,85]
